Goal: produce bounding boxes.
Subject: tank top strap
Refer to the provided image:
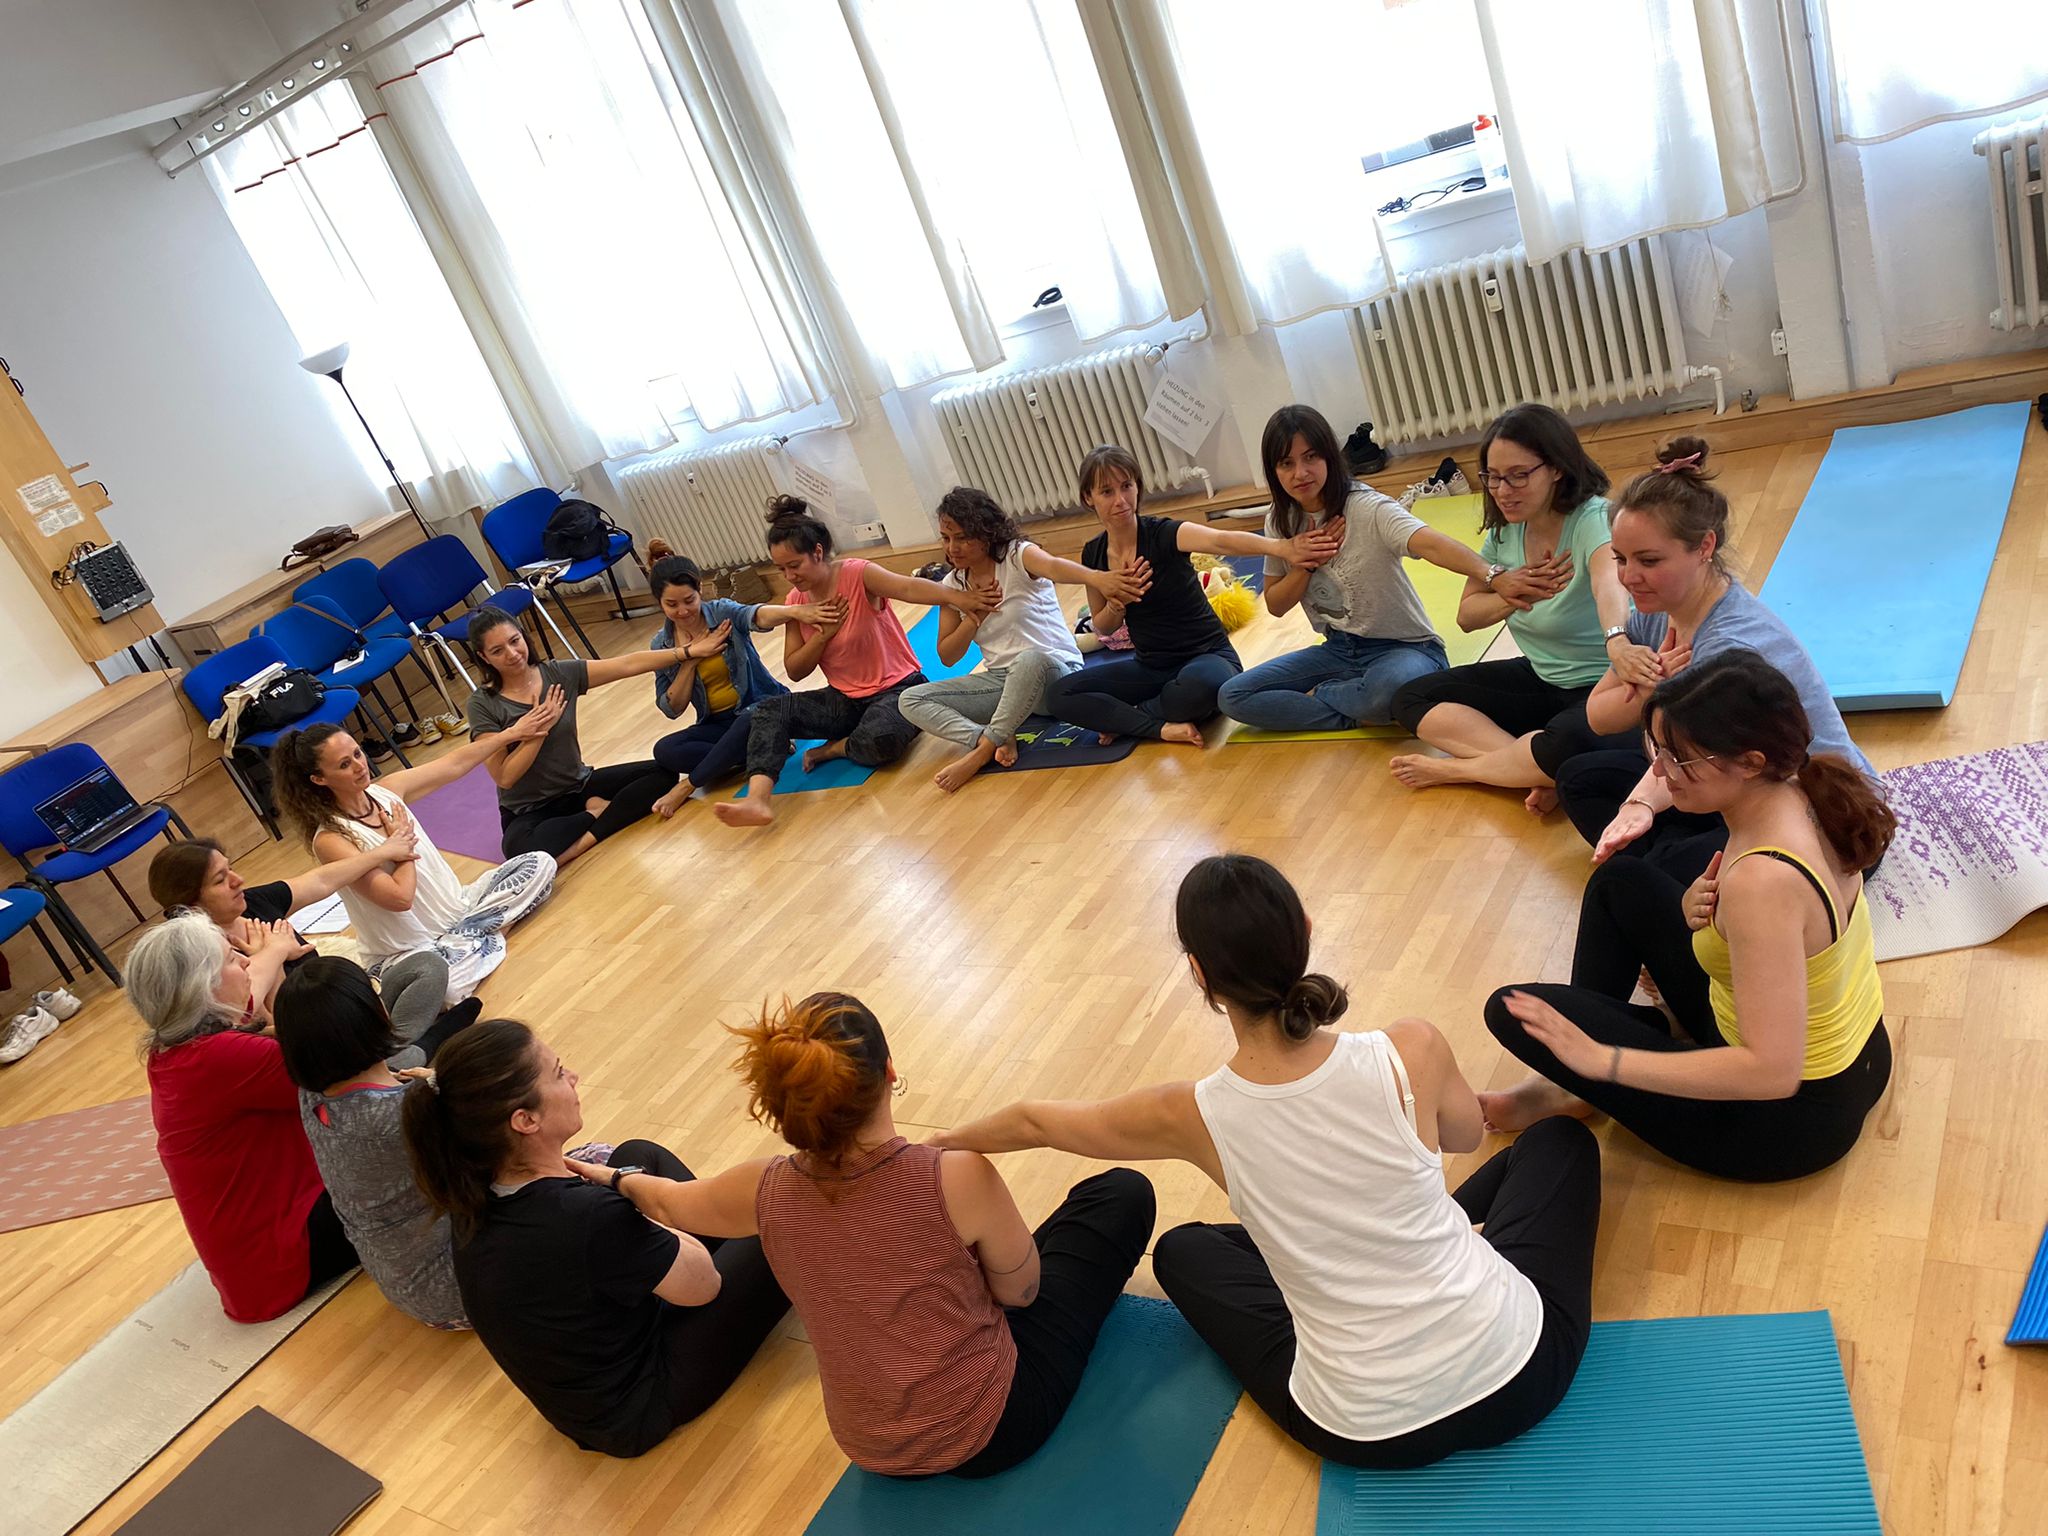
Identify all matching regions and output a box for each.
[1360,1030,1419,1136]
[1731,845,1840,943]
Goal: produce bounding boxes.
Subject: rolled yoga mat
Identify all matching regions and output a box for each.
[1758,401,2029,711]
[110,1406,379,1536]
[804,1295,1241,1536]
[1314,1311,1878,1536]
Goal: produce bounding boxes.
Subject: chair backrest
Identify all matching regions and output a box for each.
[481,489,562,574]
[0,741,118,860]
[378,535,490,628]
[293,557,392,629]
[259,597,357,674]
[182,634,292,725]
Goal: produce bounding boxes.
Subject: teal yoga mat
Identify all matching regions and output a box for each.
[1315,1311,1878,1536]
[1758,402,2029,711]
[805,1295,1241,1536]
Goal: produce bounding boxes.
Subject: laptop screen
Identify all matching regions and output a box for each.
[35,766,139,846]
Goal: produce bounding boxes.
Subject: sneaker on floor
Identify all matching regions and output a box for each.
[33,987,81,1021]
[0,1007,60,1065]
[1343,422,1389,476]
[412,719,444,746]
[365,737,395,763]
[391,723,421,747]
[435,712,468,736]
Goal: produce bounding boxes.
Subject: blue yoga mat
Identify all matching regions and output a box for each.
[2008,1227,2048,1344]
[741,607,982,797]
[1316,1311,1878,1536]
[805,1295,1241,1536]
[1759,402,2029,711]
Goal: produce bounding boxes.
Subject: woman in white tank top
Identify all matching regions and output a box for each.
[937,853,1603,1468]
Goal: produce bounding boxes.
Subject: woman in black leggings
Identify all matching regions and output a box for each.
[1482,652,1895,1182]
[464,606,692,866]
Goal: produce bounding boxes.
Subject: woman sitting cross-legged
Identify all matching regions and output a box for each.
[273,721,556,1002]
[401,1019,791,1457]
[644,555,823,819]
[1041,443,1342,746]
[1387,403,1650,807]
[901,486,1149,792]
[129,912,359,1322]
[1218,405,1499,734]
[574,992,1157,1478]
[716,496,996,828]
[274,956,478,1329]
[1482,651,1895,1182]
[465,606,699,865]
[935,854,1601,1469]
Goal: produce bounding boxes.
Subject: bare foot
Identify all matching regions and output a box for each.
[1523,785,1559,815]
[1159,722,1205,746]
[934,740,997,793]
[1388,753,1465,788]
[1097,731,1117,746]
[714,798,775,828]
[652,782,694,819]
[993,741,1019,768]
[802,740,848,774]
[1477,1076,1596,1134]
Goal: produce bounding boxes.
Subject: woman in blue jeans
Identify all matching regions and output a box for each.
[1219,406,1497,733]
[642,555,822,819]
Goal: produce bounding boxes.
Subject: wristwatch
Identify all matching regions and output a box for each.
[1603,624,1629,646]
[1484,563,1507,589]
[607,1164,646,1192]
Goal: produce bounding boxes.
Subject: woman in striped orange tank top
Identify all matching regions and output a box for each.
[1483,651,1896,1182]
[575,992,1155,1478]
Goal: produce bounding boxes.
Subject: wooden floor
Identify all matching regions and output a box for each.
[5,430,2048,1534]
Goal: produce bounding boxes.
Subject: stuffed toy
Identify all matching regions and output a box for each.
[1190,553,1258,633]
[1073,606,1132,653]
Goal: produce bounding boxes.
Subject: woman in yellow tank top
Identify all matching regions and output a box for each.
[1479,651,1895,1182]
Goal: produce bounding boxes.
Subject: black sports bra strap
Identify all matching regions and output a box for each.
[1747,848,1839,944]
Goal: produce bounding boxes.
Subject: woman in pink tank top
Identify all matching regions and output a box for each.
[570,991,1154,1477]
[715,497,997,831]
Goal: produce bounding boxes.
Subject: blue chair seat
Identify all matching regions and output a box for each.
[233,686,364,752]
[555,531,635,586]
[421,583,536,642]
[316,634,417,689]
[0,885,50,944]
[32,806,175,884]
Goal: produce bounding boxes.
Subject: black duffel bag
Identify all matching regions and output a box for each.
[239,668,329,735]
[541,498,621,564]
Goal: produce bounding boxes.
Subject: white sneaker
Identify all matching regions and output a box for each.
[413,719,444,745]
[34,987,81,1021]
[435,712,469,736]
[0,1006,60,1065]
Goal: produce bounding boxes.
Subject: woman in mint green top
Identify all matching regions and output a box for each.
[1390,404,1658,809]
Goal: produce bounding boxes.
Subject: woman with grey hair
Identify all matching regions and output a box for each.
[133,912,358,1321]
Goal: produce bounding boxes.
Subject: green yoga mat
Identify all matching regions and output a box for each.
[1316,1311,1878,1535]
[1229,493,1498,745]
[805,1295,1241,1536]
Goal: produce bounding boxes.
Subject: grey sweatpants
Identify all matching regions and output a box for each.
[378,948,450,1070]
[900,650,1080,749]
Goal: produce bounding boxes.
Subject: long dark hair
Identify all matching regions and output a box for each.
[274,956,402,1091]
[270,722,354,847]
[728,992,890,1181]
[1261,404,1353,537]
[465,605,523,692]
[1648,650,1895,871]
[401,1018,542,1243]
[1175,855,1347,1042]
[1477,403,1611,532]
[1612,436,1732,574]
[935,486,1020,564]
[764,494,833,559]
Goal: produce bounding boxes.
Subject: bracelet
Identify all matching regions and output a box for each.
[1607,1044,1623,1083]
[1623,797,1655,814]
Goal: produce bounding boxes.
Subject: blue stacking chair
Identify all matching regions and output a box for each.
[258,600,415,769]
[377,534,575,695]
[184,635,364,839]
[0,745,194,987]
[483,488,646,657]
[1,884,80,988]
[293,557,411,644]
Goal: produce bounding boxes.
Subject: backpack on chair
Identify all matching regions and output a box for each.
[541,499,619,564]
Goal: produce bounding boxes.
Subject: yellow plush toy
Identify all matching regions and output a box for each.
[1190,552,1258,633]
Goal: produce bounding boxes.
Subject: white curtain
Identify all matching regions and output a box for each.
[201,88,541,523]
[1477,0,1802,264]
[1082,0,1397,335]
[370,0,834,465]
[1816,0,2048,143]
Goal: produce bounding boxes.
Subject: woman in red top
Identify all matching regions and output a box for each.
[128,912,358,1322]
[573,992,1156,1477]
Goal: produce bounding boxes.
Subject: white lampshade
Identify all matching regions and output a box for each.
[300,342,351,376]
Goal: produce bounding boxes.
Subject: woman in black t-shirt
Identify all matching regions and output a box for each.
[147,833,453,1052]
[1043,445,1342,744]
[401,1018,789,1457]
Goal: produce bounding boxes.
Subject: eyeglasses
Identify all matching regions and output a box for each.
[1646,739,1719,777]
[1480,465,1550,492]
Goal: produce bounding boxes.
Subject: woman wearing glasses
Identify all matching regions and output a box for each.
[1388,405,1647,808]
[1479,650,1895,1182]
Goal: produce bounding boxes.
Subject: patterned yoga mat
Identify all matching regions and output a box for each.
[1869,740,2048,961]
[0,1096,169,1235]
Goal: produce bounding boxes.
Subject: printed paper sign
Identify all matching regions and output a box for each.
[17,474,67,512]
[33,501,83,537]
[787,455,837,520]
[1143,375,1222,456]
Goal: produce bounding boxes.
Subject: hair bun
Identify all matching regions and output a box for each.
[1654,435,1712,477]
[764,493,811,525]
[1276,973,1349,1041]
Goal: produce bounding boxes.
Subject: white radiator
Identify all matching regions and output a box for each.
[1974,116,2047,330]
[615,436,788,567]
[931,344,1182,519]
[1352,237,1693,444]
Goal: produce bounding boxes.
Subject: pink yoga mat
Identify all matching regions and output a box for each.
[409,764,506,864]
[0,1095,170,1234]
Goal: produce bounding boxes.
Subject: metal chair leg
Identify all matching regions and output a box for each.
[606,563,630,621]
[162,804,193,838]
[222,754,280,840]
[356,697,413,769]
[35,879,120,985]
[105,868,147,925]
[424,632,481,693]
[546,590,598,659]
[28,915,75,984]
[526,610,556,660]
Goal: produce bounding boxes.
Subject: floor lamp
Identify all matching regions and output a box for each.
[299,343,436,546]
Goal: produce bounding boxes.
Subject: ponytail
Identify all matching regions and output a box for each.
[728,992,889,1177]
[401,1018,540,1243]
[1796,754,1896,872]
[1175,854,1347,1041]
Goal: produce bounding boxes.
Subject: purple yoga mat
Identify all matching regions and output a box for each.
[409,764,506,863]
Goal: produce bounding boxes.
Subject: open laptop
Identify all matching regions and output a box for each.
[34,765,157,855]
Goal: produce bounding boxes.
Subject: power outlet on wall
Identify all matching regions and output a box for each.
[853,520,886,543]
